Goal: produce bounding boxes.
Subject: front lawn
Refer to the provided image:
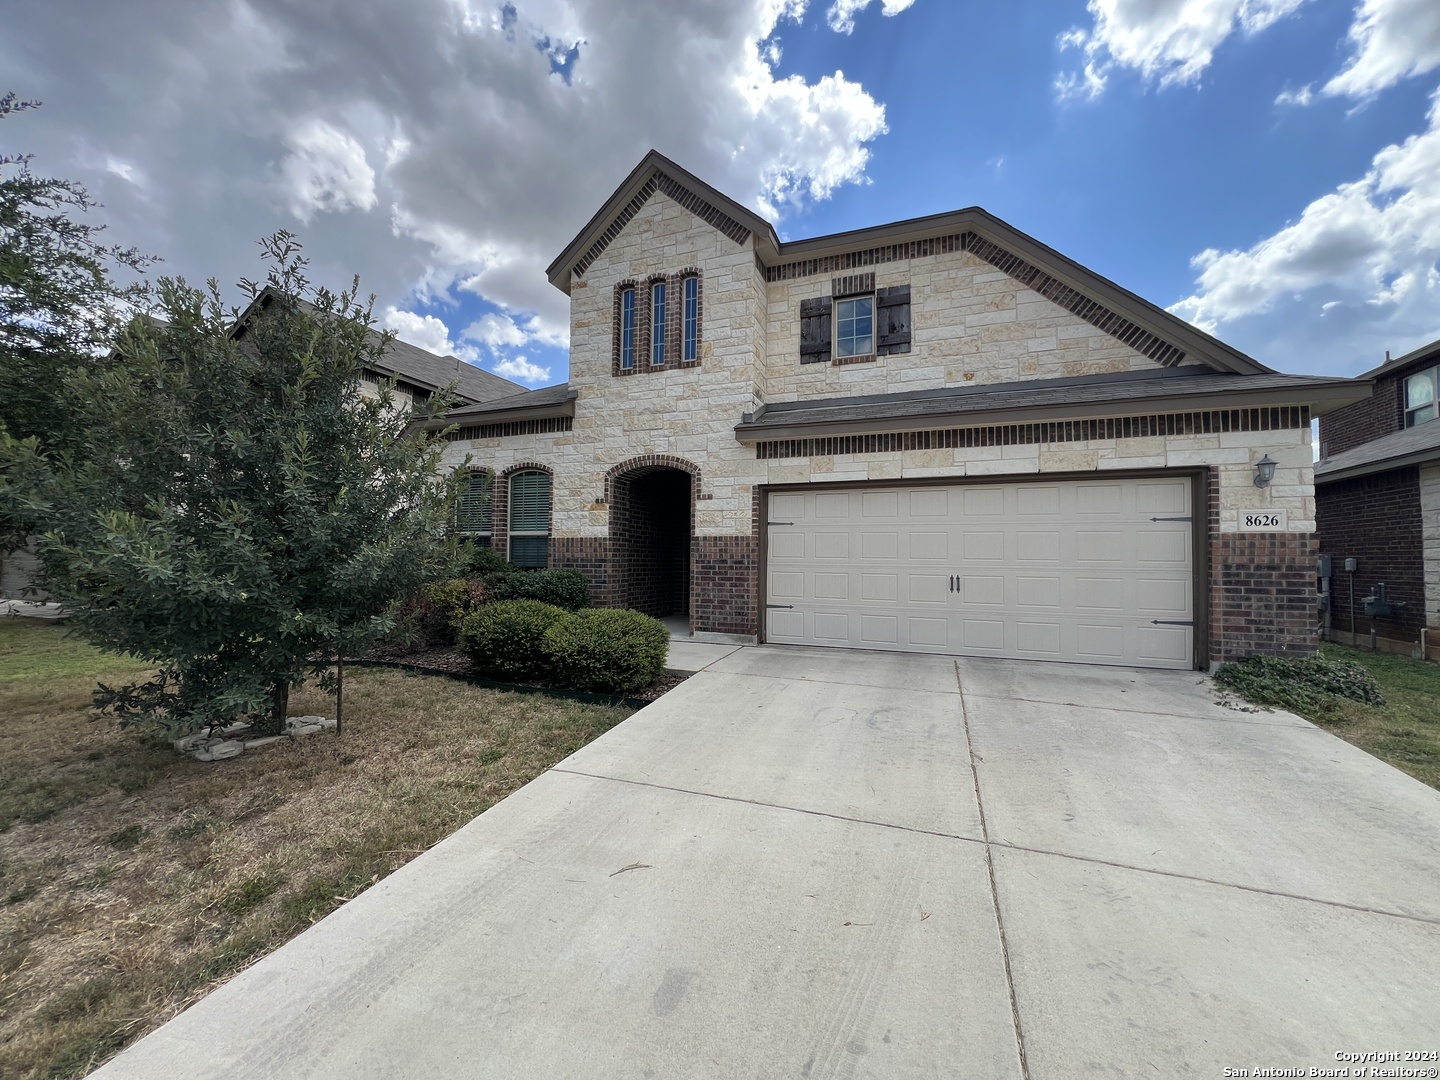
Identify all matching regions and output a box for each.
[1217,641,1440,792]
[0,618,634,1079]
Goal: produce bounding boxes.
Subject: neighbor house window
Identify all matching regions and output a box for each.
[508,470,551,569]
[619,287,636,370]
[835,295,874,359]
[683,275,699,362]
[651,280,666,366]
[457,470,493,546]
[1405,366,1438,427]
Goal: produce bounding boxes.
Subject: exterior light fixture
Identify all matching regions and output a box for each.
[1253,454,1277,488]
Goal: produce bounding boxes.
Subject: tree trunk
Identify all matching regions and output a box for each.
[255,680,289,738]
[336,656,344,738]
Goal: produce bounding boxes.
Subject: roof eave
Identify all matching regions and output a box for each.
[426,390,578,431]
[734,380,1367,443]
[1316,445,1440,484]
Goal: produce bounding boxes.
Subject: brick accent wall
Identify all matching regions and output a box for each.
[1318,373,1403,457]
[610,470,691,618]
[692,536,759,636]
[1207,467,1318,662]
[1316,467,1425,638]
[550,537,608,607]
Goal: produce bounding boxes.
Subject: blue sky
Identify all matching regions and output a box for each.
[6,0,1439,389]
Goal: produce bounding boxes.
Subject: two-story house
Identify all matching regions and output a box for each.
[1316,337,1440,658]
[437,151,1366,671]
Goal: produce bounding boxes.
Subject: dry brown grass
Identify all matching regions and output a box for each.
[0,619,633,1078]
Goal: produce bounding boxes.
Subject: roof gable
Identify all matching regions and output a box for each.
[551,152,1276,377]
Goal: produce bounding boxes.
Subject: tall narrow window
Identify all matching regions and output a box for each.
[508,470,551,569]
[651,281,666,366]
[683,276,699,362]
[620,287,636,370]
[457,470,493,546]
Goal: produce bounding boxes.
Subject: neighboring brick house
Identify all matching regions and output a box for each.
[1316,337,1440,658]
[437,150,1366,670]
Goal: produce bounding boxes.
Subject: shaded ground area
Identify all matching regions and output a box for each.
[0,619,633,1079]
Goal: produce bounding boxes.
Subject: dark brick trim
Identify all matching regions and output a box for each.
[447,416,572,441]
[1316,466,1425,638]
[766,230,1188,367]
[602,454,704,503]
[613,270,704,376]
[755,407,1310,460]
[573,171,750,279]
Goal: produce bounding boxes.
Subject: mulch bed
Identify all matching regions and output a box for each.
[356,642,687,703]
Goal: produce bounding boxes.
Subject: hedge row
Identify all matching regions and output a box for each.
[457,600,669,693]
[392,566,590,649]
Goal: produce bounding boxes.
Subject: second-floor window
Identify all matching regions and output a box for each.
[651,281,666,366]
[683,276,699,362]
[1406,366,1437,427]
[620,287,636,370]
[835,295,874,359]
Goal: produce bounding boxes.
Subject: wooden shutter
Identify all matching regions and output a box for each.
[876,285,911,356]
[799,296,832,364]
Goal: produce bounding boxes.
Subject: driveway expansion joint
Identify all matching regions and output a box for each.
[701,667,963,696]
[957,663,1032,1080]
[548,767,984,843]
[961,692,1324,729]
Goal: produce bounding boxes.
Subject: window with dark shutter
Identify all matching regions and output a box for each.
[799,296,832,364]
[876,285,911,356]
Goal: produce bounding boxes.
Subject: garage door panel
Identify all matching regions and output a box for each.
[963,575,1006,605]
[862,491,898,517]
[909,532,948,560]
[861,532,898,560]
[909,574,949,603]
[766,478,1194,669]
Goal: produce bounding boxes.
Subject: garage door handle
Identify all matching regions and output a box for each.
[770,521,795,526]
[1149,516,1193,522]
[950,575,956,593]
[1150,620,1193,626]
[767,604,794,610]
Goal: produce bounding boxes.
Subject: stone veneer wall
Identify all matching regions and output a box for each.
[442,186,1322,657]
[1424,464,1440,631]
[1316,467,1425,639]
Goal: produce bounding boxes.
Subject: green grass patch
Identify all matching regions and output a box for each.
[1218,643,1440,791]
[0,619,149,684]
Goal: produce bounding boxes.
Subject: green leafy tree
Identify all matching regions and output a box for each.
[18,233,461,736]
[0,93,154,552]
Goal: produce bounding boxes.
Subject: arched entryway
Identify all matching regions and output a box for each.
[606,457,697,624]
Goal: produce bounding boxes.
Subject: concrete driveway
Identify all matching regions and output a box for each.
[95,647,1440,1079]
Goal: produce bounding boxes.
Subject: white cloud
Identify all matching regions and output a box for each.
[383,306,478,363]
[1170,87,1440,344]
[464,312,528,351]
[1057,0,1307,101]
[492,355,551,384]
[825,0,918,35]
[279,119,377,224]
[1324,0,1440,99]
[2,0,901,386]
[1274,83,1313,106]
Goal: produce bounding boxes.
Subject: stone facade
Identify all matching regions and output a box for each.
[1422,464,1440,632]
[442,184,1322,662]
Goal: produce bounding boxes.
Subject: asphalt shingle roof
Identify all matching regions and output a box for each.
[1316,419,1440,482]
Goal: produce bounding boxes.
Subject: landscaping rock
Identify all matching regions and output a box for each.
[285,715,336,737]
[191,739,244,762]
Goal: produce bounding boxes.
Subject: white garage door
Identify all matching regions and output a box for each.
[765,477,1195,669]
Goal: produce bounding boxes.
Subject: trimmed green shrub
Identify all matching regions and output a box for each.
[391,577,489,648]
[492,568,592,611]
[544,608,669,693]
[1214,654,1385,718]
[458,599,569,681]
[460,543,515,579]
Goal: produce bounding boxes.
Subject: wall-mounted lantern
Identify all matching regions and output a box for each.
[1252,454,1277,489]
